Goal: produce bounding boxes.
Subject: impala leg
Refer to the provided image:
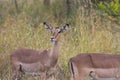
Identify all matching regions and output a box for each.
[11,64,17,80]
[11,70,17,80]
[11,64,23,80]
[11,70,23,80]
[41,72,46,80]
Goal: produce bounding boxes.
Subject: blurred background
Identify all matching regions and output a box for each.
[0,0,120,80]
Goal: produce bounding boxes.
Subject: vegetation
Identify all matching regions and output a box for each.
[94,0,120,24]
[0,0,120,80]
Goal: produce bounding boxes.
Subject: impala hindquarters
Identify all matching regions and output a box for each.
[69,53,120,80]
[10,22,69,80]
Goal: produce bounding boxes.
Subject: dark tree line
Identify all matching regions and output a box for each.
[13,0,116,17]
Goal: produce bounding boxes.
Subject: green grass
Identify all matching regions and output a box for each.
[0,0,120,80]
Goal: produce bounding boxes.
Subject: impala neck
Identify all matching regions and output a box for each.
[48,40,59,67]
[50,40,59,59]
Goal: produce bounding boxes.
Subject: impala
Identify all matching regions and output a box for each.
[10,22,69,80]
[68,53,120,80]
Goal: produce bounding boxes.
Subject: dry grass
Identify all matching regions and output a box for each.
[0,14,118,80]
[0,0,119,80]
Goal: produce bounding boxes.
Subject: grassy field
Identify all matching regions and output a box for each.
[0,0,120,80]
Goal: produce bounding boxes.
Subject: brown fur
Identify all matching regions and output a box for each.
[69,53,120,80]
[11,49,49,63]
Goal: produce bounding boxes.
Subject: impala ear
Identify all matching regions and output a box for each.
[59,24,69,33]
[43,22,53,30]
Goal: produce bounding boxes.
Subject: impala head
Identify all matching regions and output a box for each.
[43,22,69,42]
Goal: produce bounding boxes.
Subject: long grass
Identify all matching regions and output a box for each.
[0,0,119,80]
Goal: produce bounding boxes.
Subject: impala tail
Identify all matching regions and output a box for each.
[68,59,75,79]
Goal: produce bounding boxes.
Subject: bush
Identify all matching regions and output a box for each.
[97,0,120,17]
